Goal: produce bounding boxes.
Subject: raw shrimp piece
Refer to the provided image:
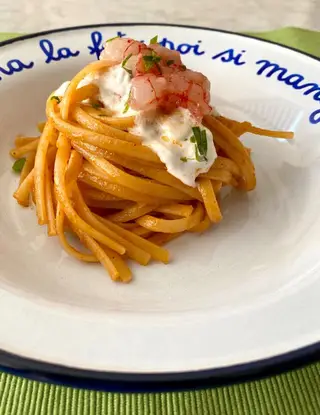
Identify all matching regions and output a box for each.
[123,48,164,77]
[126,49,160,77]
[130,74,167,111]
[160,65,177,77]
[182,70,211,94]
[187,85,212,119]
[149,44,182,66]
[163,70,212,119]
[124,54,140,75]
[100,38,147,64]
[100,36,212,119]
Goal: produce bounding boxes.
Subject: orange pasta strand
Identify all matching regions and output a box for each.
[10,56,294,282]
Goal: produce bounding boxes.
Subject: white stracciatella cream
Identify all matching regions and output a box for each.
[52,64,216,186]
[53,65,135,116]
[95,65,136,116]
[131,109,216,187]
[53,81,71,97]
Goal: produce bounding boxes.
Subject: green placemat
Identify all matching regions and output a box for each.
[0,27,320,415]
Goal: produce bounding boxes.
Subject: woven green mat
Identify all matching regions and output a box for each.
[0,27,320,415]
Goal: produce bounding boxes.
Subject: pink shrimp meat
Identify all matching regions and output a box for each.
[100,37,212,120]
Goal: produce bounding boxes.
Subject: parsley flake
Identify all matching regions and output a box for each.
[191,127,208,162]
[143,50,162,72]
[106,36,119,43]
[150,35,158,44]
[121,53,133,75]
[12,158,26,173]
[166,60,174,66]
[51,96,61,104]
[180,157,188,162]
[92,102,103,109]
[123,90,131,114]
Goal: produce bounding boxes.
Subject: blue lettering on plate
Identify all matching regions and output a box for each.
[212,49,246,65]
[160,37,175,50]
[193,41,205,56]
[87,34,205,59]
[310,109,320,124]
[116,31,127,38]
[87,31,127,59]
[256,60,320,124]
[159,38,205,55]
[39,39,80,64]
[88,31,104,59]
[0,59,34,80]
[177,41,205,56]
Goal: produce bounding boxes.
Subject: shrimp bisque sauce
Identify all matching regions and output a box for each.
[54,36,217,186]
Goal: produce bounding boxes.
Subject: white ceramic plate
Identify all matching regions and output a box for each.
[0,24,320,383]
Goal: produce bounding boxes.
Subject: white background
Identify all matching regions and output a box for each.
[0,0,319,33]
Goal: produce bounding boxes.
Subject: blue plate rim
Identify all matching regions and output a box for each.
[0,22,319,392]
[0,341,319,392]
[0,22,319,62]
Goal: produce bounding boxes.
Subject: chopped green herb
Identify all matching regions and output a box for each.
[143,58,154,71]
[200,128,208,157]
[121,53,133,75]
[50,95,61,104]
[12,158,26,173]
[123,102,130,114]
[143,50,162,72]
[191,127,208,162]
[123,90,131,114]
[180,157,188,162]
[150,35,158,44]
[92,102,103,109]
[106,36,119,43]
[143,55,154,62]
[180,65,187,71]
[123,68,132,75]
[166,60,174,66]
[195,146,202,162]
[123,102,129,113]
[122,53,133,67]
[192,127,200,136]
